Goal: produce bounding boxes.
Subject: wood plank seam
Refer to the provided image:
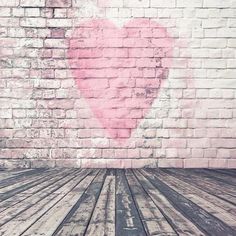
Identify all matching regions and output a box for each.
[0,169,82,228]
[143,169,236,236]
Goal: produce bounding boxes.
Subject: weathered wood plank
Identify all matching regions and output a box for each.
[0,169,59,194]
[0,172,14,179]
[142,169,236,236]
[0,169,61,201]
[0,169,92,235]
[116,169,147,236]
[186,194,236,230]
[54,169,107,236]
[0,169,35,180]
[148,169,236,229]
[126,169,177,236]
[0,169,48,188]
[134,170,205,236]
[164,169,236,205]
[85,169,116,236]
[185,169,236,194]
[0,168,47,181]
[161,169,236,215]
[0,169,73,213]
[0,169,81,227]
[19,170,97,236]
[212,169,236,177]
[194,169,236,187]
[0,168,235,236]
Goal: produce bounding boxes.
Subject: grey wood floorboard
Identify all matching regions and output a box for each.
[0,168,235,236]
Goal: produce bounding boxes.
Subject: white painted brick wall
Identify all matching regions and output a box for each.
[0,0,235,168]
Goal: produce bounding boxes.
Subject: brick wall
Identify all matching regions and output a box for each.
[0,0,236,168]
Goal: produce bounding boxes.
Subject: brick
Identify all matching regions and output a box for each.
[227,59,236,68]
[162,139,187,148]
[211,139,236,148]
[124,0,149,8]
[187,138,210,148]
[113,149,127,158]
[46,0,71,7]
[177,0,202,7]
[184,159,209,168]
[140,148,154,158]
[55,159,80,168]
[0,18,19,27]
[0,8,11,16]
[203,59,226,69]
[44,39,67,48]
[127,149,139,158]
[102,149,114,158]
[209,159,228,168]
[203,0,232,8]
[25,8,40,17]
[106,8,119,18]
[192,149,204,158]
[132,159,157,168]
[150,0,175,7]
[163,119,187,128]
[202,19,226,28]
[98,0,123,7]
[31,160,55,168]
[228,159,236,168]
[0,109,12,118]
[46,19,72,27]
[217,28,236,38]
[166,148,178,158]
[204,148,217,158]
[0,0,19,6]
[158,159,183,168]
[132,8,144,17]
[21,18,46,27]
[217,149,231,158]
[220,9,236,18]
[144,8,158,17]
[129,48,153,57]
[201,39,227,48]
[103,48,128,57]
[0,159,30,168]
[54,8,67,17]
[119,9,131,19]
[81,159,106,168]
[106,159,121,168]
[20,0,45,7]
[20,38,43,48]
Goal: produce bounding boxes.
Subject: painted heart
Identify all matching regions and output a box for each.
[68,18,174,143]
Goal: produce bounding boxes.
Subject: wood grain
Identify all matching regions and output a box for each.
[0,168,235,235]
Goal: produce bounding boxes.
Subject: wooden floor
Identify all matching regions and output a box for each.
[0,168,235,236]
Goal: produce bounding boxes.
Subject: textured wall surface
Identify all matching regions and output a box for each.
[0,0,236,168]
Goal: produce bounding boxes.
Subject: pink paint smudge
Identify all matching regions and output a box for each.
[68,18,174,143]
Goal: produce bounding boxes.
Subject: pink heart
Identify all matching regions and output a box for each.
[68,18,174,143]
